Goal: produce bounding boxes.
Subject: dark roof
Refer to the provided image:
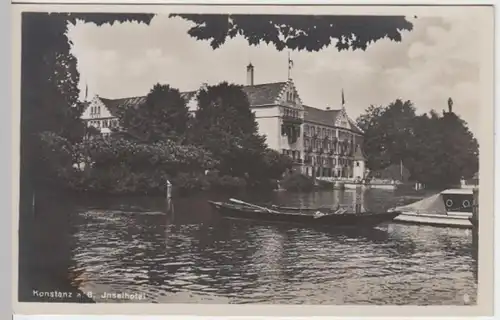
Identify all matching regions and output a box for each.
[303,105,340,127]
[97,82,287,115]
[348,119,364,135]
[242,82,288,106]
[99,92,196,117]
[99,96,146,117]
[303,105,364,134]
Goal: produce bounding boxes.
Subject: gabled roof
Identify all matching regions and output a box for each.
[241,82,288,106]
[303,105,364,134]
[99,96,146,117]
[348,119,364,135]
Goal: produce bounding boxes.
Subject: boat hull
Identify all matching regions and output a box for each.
[468,216,478,228]
[393,212,472,229]
[208,202,400,228]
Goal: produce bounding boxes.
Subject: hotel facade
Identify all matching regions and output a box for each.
[81,64,366,181]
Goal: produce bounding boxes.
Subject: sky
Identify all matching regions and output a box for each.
[67,10,484,137]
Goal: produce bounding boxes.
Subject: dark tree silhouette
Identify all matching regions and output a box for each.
[356,99,478,188]
[169,14,413,51]
[190,82,267,178]
[119,83,191,143]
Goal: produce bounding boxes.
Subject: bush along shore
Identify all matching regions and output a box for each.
[36,83,294,196]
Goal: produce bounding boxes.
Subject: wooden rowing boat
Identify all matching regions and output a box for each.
[208,199,401,228]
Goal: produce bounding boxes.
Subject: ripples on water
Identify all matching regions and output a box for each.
[69,190,477,305]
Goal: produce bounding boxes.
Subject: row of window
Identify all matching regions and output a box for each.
[285,90,296,103]
[90,106,101,115]
[282,107,300,119]
[304,125,358,140]
[282,149,356,167]
[304,125,338,138]
[282,149,301,160]
[305,167,353,179]
[305,156,356,167]
[304,139,358,153]
[88,119,119,129]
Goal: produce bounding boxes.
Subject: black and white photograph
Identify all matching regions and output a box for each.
[12,2,495,317]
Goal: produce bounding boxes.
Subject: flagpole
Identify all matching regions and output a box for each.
[287,51,291,79]
[400,159,403,181]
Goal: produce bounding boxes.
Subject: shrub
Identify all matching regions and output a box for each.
[205,171,247,191]
[281,173,315,192]
[173,172,210,196]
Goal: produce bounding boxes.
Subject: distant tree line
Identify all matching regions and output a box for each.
[356,99,479,189]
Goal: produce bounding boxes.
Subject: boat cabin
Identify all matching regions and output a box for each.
[440,188,474,216]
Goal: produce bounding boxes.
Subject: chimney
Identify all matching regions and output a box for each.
[246,63,254,86]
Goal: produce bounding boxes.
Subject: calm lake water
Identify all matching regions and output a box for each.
[66,189,477,305]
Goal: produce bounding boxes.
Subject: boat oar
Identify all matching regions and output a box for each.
[229,198,280,214]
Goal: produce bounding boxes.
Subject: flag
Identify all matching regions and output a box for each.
[288,57,294,69]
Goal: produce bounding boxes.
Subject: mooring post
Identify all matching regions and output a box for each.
[166,180,172,200]
[166,180,173,213]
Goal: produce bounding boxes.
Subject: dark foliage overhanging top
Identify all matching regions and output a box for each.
[169,14,414,51]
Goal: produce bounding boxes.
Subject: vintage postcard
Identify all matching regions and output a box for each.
[11,2,495,317]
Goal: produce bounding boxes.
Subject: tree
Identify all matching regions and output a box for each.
[356,99,416,172]
[411,111,478,188]
[356,99,479,188]
[119,83,191,143]
[190,82,268,180]
[170,14,413,51]
[260,149,294,180]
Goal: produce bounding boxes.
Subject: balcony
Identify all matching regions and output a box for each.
[282,115,303,125]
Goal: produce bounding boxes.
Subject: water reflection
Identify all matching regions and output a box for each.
[67,189,477,305]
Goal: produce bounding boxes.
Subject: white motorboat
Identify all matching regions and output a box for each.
[388,188,475,229]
